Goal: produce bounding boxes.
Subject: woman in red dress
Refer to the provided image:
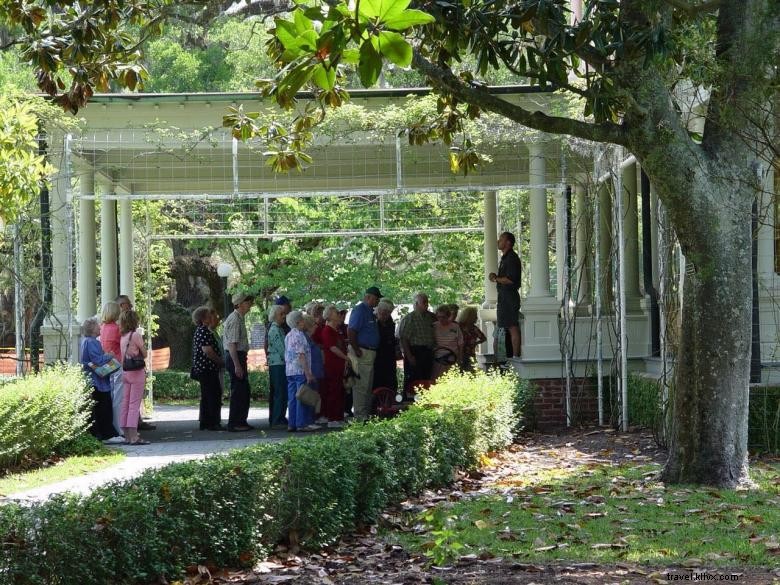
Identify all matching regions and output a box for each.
[320,304,348,428]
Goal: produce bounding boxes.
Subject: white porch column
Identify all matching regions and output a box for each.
[620,160,643,308]
[483,190,499,306]
[574,183,591,308]
[119,194,134,299]
[758,163,777,378]
[528,142,551,298]
[478,190,499,357]
[51,170,70,320]
[597,181,612,307]
[42,135,80,363]
[650,185,661,293]
[555,187,567,301]
[77,171,97,322]
[518,141,561,364]
[757,164,775,279]
[100,188,118,306]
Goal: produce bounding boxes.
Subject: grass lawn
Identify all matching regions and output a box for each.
[0,448,125,495]
[394,458,780,567]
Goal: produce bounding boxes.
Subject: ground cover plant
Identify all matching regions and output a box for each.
[0,365,91,472]
[393,431,780,569]
[0,369,527,585]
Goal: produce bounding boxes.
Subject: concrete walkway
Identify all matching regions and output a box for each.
[1,404,297,505]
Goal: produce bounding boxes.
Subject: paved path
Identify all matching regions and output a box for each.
[2,405,296,505]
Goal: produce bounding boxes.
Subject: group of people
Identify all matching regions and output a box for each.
[189,285,492,433]
[80,295,153,446]
[81,231,522,438]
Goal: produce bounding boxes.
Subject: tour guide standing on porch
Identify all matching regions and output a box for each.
[224,292,255,431]
[347,286,382,421]
[489,231,522,357]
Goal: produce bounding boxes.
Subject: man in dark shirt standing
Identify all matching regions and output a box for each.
[489,231,522,357]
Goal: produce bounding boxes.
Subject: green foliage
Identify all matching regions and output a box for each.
[1,0,161,112]
[626,373,665,430]
[0,365,92,471]
[748,386,780,454]
[55,434,106,458]
[0,95,52,224]
[0,370,523,583]
[151,369,269,400]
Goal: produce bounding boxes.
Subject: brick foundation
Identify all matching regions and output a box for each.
[529,377,602,430]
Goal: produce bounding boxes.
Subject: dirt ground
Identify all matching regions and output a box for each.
[182,429,780,585]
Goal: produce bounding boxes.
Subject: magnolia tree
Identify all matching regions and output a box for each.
[229,0,780,487]
[5,0,779,486]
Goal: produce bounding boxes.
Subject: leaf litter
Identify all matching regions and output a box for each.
[176,428,780,584]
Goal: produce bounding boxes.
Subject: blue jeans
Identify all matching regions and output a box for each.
[287,374,314,429]
[269,364,288,426]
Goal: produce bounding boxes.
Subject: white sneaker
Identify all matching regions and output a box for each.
[302,424,321,431]
[315,416,329,424]
[327,420,345,428]
[104,436,126,444]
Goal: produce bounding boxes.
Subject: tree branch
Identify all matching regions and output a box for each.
[411,51,627,146]
[662,0,722,15]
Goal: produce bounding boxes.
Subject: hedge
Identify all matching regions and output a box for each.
[626,374,780,454]
[0,365,91,471]
[151,369,269,401]
[0,369,529,585]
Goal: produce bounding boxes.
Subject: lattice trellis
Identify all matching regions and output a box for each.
[70,127,568,239]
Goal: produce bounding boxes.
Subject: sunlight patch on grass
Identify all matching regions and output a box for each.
[395,462,780,567]
[0,450,126,495]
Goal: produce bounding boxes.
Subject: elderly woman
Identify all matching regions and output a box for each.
[457,306,487,371]
[320,304,348,427]
[285,310,319,432]
[432,304,464,381]
[119,309,149,445]
[81,317,120,442]
[267,304,289,428]
[373,299,399,393]
[191,306,225,431]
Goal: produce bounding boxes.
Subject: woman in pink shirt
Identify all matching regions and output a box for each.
[119,310,149,445]
[100,301,123,440]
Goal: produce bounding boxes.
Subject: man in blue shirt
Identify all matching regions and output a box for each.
[347,286,382,421]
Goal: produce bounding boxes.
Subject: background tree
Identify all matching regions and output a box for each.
[247,0,779,487]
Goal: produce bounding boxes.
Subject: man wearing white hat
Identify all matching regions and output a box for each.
[224,292,255,431]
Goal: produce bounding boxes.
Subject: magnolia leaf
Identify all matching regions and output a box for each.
[384,9,435,31]
[359,0,411,21]
[311,64,336,90]
[376,31,412,67]
[341,48,360,64]
[358,39,382,87]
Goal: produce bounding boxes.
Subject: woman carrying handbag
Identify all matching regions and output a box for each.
[119,310,150,445]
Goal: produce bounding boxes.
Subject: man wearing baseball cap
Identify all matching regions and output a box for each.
[224,292,255,431]
[347,286,382,421]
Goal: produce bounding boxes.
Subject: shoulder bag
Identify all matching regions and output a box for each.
[123,332,146,371]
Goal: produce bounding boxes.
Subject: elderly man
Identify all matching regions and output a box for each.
[265,295,292,426]
[398,292,436,396]
[347,286,382,421]
[489,231,522,357]
[224,292,255,432]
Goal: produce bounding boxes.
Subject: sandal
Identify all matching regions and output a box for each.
[127,439,151,445]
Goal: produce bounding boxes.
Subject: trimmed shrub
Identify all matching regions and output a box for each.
[0,365,91,471]
[0,370,523,584]
[627,373,665,430]
[151,369,269,400]
[748,385,780,453]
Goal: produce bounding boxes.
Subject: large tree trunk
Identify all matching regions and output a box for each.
[653,167,755,487]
